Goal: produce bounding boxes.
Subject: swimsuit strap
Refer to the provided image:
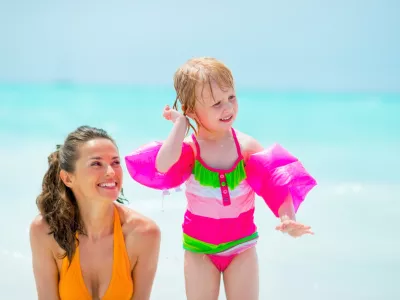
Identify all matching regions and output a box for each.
[230,128,242,158]
[191,132,201,159]
[191,128,242,159]
[59,204,134,300]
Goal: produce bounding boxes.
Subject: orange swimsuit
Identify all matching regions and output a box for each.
[59,205,134,299]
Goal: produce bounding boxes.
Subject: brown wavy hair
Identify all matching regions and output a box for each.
[36,125,127,263]
[172,57,235,135]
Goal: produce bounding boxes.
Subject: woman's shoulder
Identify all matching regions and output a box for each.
[115,203,160,264]
[116,203,160,241]
[29,214,64,257]
[30,214,51,242]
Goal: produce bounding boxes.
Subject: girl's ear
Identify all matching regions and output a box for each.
[185,111,196,121]
[182,104,195,120]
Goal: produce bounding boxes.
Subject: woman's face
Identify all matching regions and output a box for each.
[63,138,123,204]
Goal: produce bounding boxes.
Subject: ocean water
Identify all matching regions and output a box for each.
[0,83,399,299]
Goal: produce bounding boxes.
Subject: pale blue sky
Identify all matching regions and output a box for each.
[0,0,399,91]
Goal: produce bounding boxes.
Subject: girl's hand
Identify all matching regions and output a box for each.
[275,219,314,238]
[162,105,185,123]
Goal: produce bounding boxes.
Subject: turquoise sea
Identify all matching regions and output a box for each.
[0,83,399,299]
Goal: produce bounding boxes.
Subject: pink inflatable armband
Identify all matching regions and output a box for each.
[245,143,317,217]
[125,141,195,190]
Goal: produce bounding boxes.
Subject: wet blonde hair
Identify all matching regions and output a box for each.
[172,57,235,135]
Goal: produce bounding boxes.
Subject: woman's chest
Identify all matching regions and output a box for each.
[79,237,114,298]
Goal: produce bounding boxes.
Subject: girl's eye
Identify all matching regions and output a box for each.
[91,161,101,166]
[213,101,221,107]
[113,160,121,166]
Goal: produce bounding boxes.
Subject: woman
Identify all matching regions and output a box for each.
[29,125,161,300]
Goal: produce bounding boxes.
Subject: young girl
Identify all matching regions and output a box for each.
[125,57,317,300]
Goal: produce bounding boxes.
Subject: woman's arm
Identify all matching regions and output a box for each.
[29,216,60,300]
[131,221,161,300]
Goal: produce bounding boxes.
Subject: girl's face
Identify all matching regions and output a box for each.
[191,80,238,133]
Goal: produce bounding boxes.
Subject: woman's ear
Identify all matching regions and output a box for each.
[60,170,73,188]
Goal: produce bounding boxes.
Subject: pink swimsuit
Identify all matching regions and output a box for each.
[125,127,317,273]
[183,129,258,271]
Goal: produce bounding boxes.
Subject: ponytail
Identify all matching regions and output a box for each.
[36,148,82,263]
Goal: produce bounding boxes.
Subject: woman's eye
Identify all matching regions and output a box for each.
[91,161,101,166]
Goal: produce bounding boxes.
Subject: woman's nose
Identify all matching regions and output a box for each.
[105,164,116,176]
